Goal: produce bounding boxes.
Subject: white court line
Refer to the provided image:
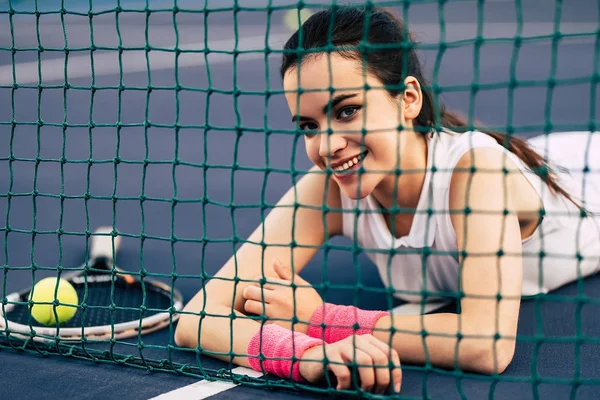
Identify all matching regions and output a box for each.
[150,366,262,400]
[1,22,596,86]
[0,33,291,86]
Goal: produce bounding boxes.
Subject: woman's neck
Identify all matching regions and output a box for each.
[372,133,428,214]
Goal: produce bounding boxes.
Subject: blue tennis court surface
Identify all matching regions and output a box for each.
[1,0,599,399]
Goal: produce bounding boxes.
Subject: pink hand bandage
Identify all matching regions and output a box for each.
[247,324,323,382]
[307,303,390,343]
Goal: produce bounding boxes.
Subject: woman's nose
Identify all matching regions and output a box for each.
[318,131,347,159]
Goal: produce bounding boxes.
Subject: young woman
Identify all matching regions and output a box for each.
[174,6,600,394]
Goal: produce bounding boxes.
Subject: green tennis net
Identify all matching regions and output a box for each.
[1,0,599,399]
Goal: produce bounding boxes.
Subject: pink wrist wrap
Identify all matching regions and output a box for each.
[247,324,323,382]
[307,303,389,343]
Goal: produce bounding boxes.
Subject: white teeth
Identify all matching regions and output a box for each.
[334,152,366,173]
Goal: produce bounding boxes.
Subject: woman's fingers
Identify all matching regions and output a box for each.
[273,259,311,285]
[324,351,352,391]
[248,281,278,291]
[351,336,390,393]
[248,277,289,292]
[361,335,402,393]
[301,336,402,394]
[243,299,268,315]
[365,335,402,393]
[243,284,274,303]
[250,274,311,290]
[273,258,293,280]
[339,345,375,392]
[334,335,402,394]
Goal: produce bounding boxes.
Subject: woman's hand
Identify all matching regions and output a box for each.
[242,259,323,334]
[299,334,402,394]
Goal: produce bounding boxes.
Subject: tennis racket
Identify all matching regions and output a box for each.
[0,226,184,342]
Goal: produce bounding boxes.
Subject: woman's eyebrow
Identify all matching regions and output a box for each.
[321,93,359,114]
[291,93,359,122]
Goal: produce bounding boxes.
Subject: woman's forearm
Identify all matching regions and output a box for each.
[373,313,516,374]
[175,292,260,367]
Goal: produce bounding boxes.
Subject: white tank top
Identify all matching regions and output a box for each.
[339,130,600,302]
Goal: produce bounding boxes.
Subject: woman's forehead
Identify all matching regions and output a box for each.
[283,53,375,94]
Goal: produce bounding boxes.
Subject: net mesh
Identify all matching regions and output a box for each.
[1,0,600,398]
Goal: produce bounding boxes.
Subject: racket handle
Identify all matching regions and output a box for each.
[90,226,121,261]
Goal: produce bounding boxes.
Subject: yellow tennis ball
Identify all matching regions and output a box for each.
[283,8,313,32]
[29,277,79,326]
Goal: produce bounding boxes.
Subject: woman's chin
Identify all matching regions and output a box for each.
[329,169,376,200]
[339,184,372,201]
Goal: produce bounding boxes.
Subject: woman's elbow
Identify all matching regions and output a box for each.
[173,324,189,348]
[174,288,237,348]
[174,312,199,348]
[465,339,516,375]
[174,291,208,348]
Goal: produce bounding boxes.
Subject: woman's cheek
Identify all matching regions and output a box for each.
[305,138,322,168]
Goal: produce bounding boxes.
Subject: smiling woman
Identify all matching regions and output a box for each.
[284,53,429,205]
[174,4,600,394]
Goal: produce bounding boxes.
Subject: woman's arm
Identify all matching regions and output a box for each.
[173,167,343,363]
[373,147,524,374]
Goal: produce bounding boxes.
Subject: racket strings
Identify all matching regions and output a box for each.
[7,279,173,328]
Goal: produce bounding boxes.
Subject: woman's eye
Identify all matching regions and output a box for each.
[299,122,319,133]
[337,106,360,120]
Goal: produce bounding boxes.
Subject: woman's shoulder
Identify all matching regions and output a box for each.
[433,129,500,162]
[428,129,506,188]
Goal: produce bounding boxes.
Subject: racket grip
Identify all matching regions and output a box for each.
[91,226,121,260]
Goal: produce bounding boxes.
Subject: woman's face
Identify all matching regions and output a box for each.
[283,53,422,200]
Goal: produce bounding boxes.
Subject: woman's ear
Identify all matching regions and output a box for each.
[402,76,423,121]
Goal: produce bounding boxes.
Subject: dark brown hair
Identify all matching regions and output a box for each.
[280,5,581,210]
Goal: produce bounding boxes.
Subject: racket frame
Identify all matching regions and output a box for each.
[0,227,184,342]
